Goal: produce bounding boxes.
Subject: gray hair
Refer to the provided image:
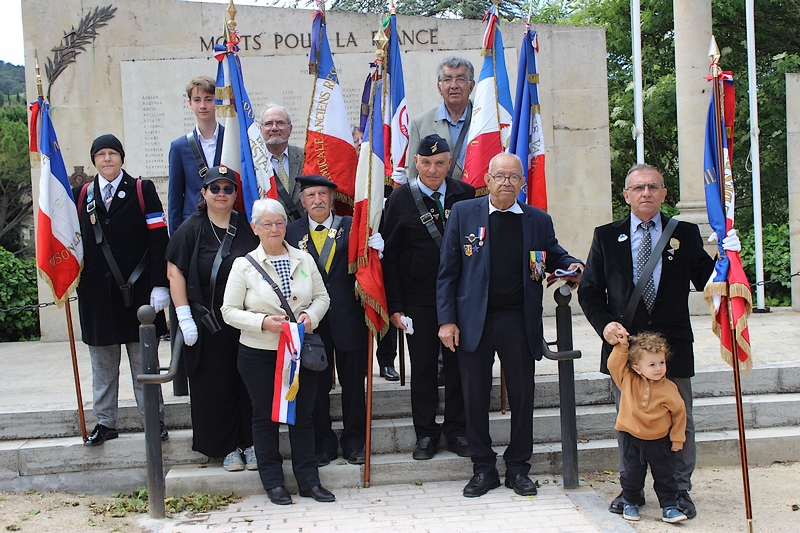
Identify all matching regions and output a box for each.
[260,103,292,125]
[625,163,664,187]
[488,152,523,175]
[436,55,475,82]
[251,198,288,225]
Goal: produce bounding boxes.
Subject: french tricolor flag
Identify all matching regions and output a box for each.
[272,321,303,425]
[32,96,83,304]
[382,12,409,184]
[462,5,513,193]
[304,7,358,212]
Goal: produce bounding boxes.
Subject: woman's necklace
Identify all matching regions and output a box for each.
[209,218,223,245]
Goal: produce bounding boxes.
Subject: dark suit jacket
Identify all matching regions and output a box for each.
[168,126,224,234]
[407,104,469,182]
[437,197,580,358]
[279,144,306,221]
[74,172,169,345]
[577,213,715,378]
[383,178,475,314]
[286,215,367,352]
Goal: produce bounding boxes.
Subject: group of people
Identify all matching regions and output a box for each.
[71,55,742,518]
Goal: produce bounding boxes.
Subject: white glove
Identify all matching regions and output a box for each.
[722,229,741,252]
[392,167,408,185]
[150,287,171,313]
[368,232,385,258]
[175,305,198,346]
[400,315,414,335]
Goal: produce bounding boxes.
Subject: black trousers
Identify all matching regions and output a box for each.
[312,340,367,456]
[376,323,398,368]
[620,432,679,508]
[459,309,534,476]
[405,305,465,442]
[237,344,320,492]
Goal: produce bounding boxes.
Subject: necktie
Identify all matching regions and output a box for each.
[431,191,445,219]
[637,220,656,313]
[103,183,114,207]
[315,225,325,231]
[275,153,290,191]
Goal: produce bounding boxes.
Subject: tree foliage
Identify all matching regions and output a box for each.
[0,104,33,255]
[274,0,524,20]
[0,61,25,99]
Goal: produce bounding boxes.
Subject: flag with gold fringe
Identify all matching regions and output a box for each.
[272,321,303,424]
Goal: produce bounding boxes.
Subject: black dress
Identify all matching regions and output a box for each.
[165,210,259,457]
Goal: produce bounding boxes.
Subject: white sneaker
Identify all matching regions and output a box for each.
[223,449,245,472]
[244,445,258,470]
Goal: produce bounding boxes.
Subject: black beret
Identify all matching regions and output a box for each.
[295,174,338,190]
[90,134,125,163]
[202,166,238,187]
[417,134,450,156]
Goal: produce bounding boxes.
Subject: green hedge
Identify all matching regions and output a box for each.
[0,246,39,341]
[740,223,792,307]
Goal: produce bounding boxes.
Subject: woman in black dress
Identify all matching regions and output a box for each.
[165,166,259,471]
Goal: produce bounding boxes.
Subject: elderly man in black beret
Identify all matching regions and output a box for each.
[382,134,476,460]
[74,134,171,446]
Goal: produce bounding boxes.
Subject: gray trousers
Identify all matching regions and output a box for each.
[613,377,695,492]
[88,342,165,428]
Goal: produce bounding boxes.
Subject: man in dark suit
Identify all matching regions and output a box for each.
[286,175,376,466]
[168,76,224,235]
[261,104,305,221]
[383,134,475,461]
[437,153,583,498]
[407,56,475,183]
[578,163,740,519]
[75,134,171,446]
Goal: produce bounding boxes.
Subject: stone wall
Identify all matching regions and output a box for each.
[23,0,611,340]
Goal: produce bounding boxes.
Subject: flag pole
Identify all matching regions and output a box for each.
[709,36,754,532]
[35,51,87,441]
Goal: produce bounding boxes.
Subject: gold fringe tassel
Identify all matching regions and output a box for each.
[334,190,354,207]
[473,186,489,197]
[354,284,390,340]
[703,281,754,375]
[216,86,234,100]
[216,104,235,118]
[38,264,83,308]
[286,369,300,401]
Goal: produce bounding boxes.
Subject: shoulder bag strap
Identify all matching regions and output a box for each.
[622,216,679,329]
[409,178,443,248]
[245,253,297,322]
[446,100,472,181]
[136,178,145,214]
[316,215,343,275]
[272,178,301,221]
[186,132,209,179]
[207,211,238,311]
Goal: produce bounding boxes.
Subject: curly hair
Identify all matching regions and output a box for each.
[628,331,672,368]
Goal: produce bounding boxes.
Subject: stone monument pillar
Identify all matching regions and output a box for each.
[787,74,800,310]
[672,0,712,234]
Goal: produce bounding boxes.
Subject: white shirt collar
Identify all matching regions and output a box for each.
[630,212,662,232]
[98,171,124,194]
[416,178,447,198]
[195,123,220,143]
[308,212,333,230]
[488,198,524,215]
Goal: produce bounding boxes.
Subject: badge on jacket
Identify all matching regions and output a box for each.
[299,234,309,252]
[530,251,546,281]
[464,244,473,257]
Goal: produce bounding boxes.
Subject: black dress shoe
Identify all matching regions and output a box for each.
[299,485,335,502]
[412,436,438,460]
[344,448,366,465]
[448,436,475,457]
[380,366,400,381]
[84,424,119,446]
[676,490,697,519]
[504,474,538,496]
[317,451,336,467]
[160,421,169,442]
[266,486,292,505]
[463,471,501,497]
[609,490,646,514]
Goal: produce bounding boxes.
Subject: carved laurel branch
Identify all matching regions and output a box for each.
[45,5,117,101]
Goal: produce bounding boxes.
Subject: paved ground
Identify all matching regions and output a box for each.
[144,478,631,533]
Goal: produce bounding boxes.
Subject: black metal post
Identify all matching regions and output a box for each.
[169,304,189,396]
[554,285,579,489]
[138,305,166,519]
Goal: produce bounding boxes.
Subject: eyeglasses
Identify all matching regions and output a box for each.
[208,184,236,195]
[488,173,523,185]
[440,76,470,86]
[262,120,289,128]
[258,221,286,230]
[624,183,664,193]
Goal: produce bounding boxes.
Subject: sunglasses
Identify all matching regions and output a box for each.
[208,184,236,195]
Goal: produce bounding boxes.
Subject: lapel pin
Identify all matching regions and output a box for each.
[118,190,126,199]
[618,233,629,242]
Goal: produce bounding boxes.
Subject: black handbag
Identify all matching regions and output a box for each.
[245,254,329,371]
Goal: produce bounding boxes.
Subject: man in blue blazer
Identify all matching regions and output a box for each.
[437,153,583,498]
[168,76,224,235]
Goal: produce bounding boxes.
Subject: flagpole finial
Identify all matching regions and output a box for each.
[708,35,721,76]
[373,27,389,51]
[34,49,43,99]
[226,0,238,33]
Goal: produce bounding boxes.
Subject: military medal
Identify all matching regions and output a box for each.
[90,213,97,225]
[530,251,546,281]
[328,228,337,239]
[299,234,309,252]
[477,227,486,247]
[464,244,473,257]
[444,209,450,220]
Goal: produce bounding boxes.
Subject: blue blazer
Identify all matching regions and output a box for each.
[167,126,224,234]
[436,196,581,359]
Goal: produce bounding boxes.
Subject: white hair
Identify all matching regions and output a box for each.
[251,198,288,224]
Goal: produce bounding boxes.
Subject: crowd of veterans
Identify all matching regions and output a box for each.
[70,54,742,516]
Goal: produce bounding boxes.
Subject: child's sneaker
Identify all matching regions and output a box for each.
[622,503,640,521]
[662,506,688,523]
[223,449,245,471]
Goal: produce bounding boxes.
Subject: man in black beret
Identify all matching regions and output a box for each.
[382,134,476,460]
[285,174,383,466]
[75,134,171,446]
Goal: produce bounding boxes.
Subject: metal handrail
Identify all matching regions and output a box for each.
[136,327,183,385]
